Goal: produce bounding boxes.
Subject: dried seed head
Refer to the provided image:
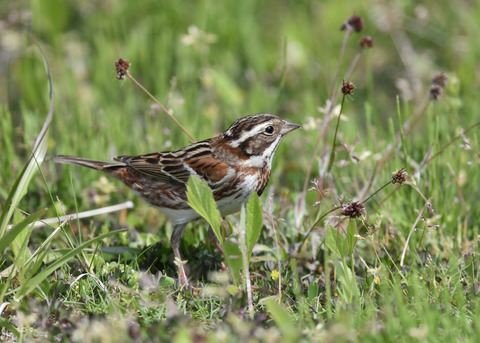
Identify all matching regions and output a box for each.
[427,202,435,215]
[115,58,131,80]
[360,35,374,48]
[392,168,408,185]
[429,84,441,100]
[341,80,356,95]
[432,73,448,88]
[341,15,364,32]
[340,201,365,218]
[309,179,324,193]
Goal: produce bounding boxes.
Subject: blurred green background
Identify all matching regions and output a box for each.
[2,0,480,341]
[1,0,479,247]
[3,2,477,178]
[2,0,479,248]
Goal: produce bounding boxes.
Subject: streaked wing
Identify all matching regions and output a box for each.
[114,152,190,185]
[184,152,232,185]
[114,140,225,186]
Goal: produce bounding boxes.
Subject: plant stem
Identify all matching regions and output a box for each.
[241,204,254,319]
[298,29,359,223]
[362,180,392,204]
[300,205,342,250]
[422,119,480,166]
[327,95,346,173]
[400,202,428,267]
[126,71,196,142]
[330,29,352,98]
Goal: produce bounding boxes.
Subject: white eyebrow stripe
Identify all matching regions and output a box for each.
[229,122,272,147]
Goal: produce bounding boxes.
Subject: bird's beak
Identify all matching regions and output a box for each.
[280,120,302,135]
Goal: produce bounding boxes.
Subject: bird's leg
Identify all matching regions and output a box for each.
[207,226,224,255]
[207,226,227,271]
[171,223,189,286]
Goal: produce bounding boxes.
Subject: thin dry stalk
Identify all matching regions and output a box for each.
[330,30,353,99]
[300,205,341,250]
[115,58,196,142]
[378,120,480,208]
[400,202,428,266]
[7,201,135,230]
[327,96,346,173]
[360,95,431,200]
[301,29,353,197]
[299,27,368,222]
[422,120,480,167]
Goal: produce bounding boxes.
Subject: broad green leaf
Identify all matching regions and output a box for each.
[224,238,242,285]
[186,176,246,285]
[325,226,347,258]
[15,229,126,300]
[186,175,222,244]
[336,259,359,303]
[307,281,319,304]
[226,285,240,295]
[246,192,263,262]
[252,244,273,254]
[346,220,358,257]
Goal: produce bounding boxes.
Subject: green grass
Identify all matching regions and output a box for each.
[1,0,480,341]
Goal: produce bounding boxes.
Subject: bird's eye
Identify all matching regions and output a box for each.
[264,126,274,134]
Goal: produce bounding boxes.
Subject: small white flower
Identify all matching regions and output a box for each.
[181,26,217,52]
[303,116,322,131]
[317,100,346,120]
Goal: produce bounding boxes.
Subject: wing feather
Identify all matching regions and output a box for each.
[113,140,219,186]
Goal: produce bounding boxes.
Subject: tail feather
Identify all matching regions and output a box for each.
[51,155,124,171]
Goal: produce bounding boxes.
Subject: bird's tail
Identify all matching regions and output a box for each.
[51,155,124,172]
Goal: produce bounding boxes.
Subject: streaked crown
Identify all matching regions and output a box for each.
[222,113,300,164]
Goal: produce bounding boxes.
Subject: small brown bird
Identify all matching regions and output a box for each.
[53,114,300,285]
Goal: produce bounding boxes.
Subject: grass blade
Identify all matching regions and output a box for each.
[0,36,54,238]
[0,209,46,254]
[0,317,20,338]
[24,219,68,267]
[15,229,126,300]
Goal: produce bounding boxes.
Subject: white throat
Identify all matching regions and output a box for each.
[247,136,282,169]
